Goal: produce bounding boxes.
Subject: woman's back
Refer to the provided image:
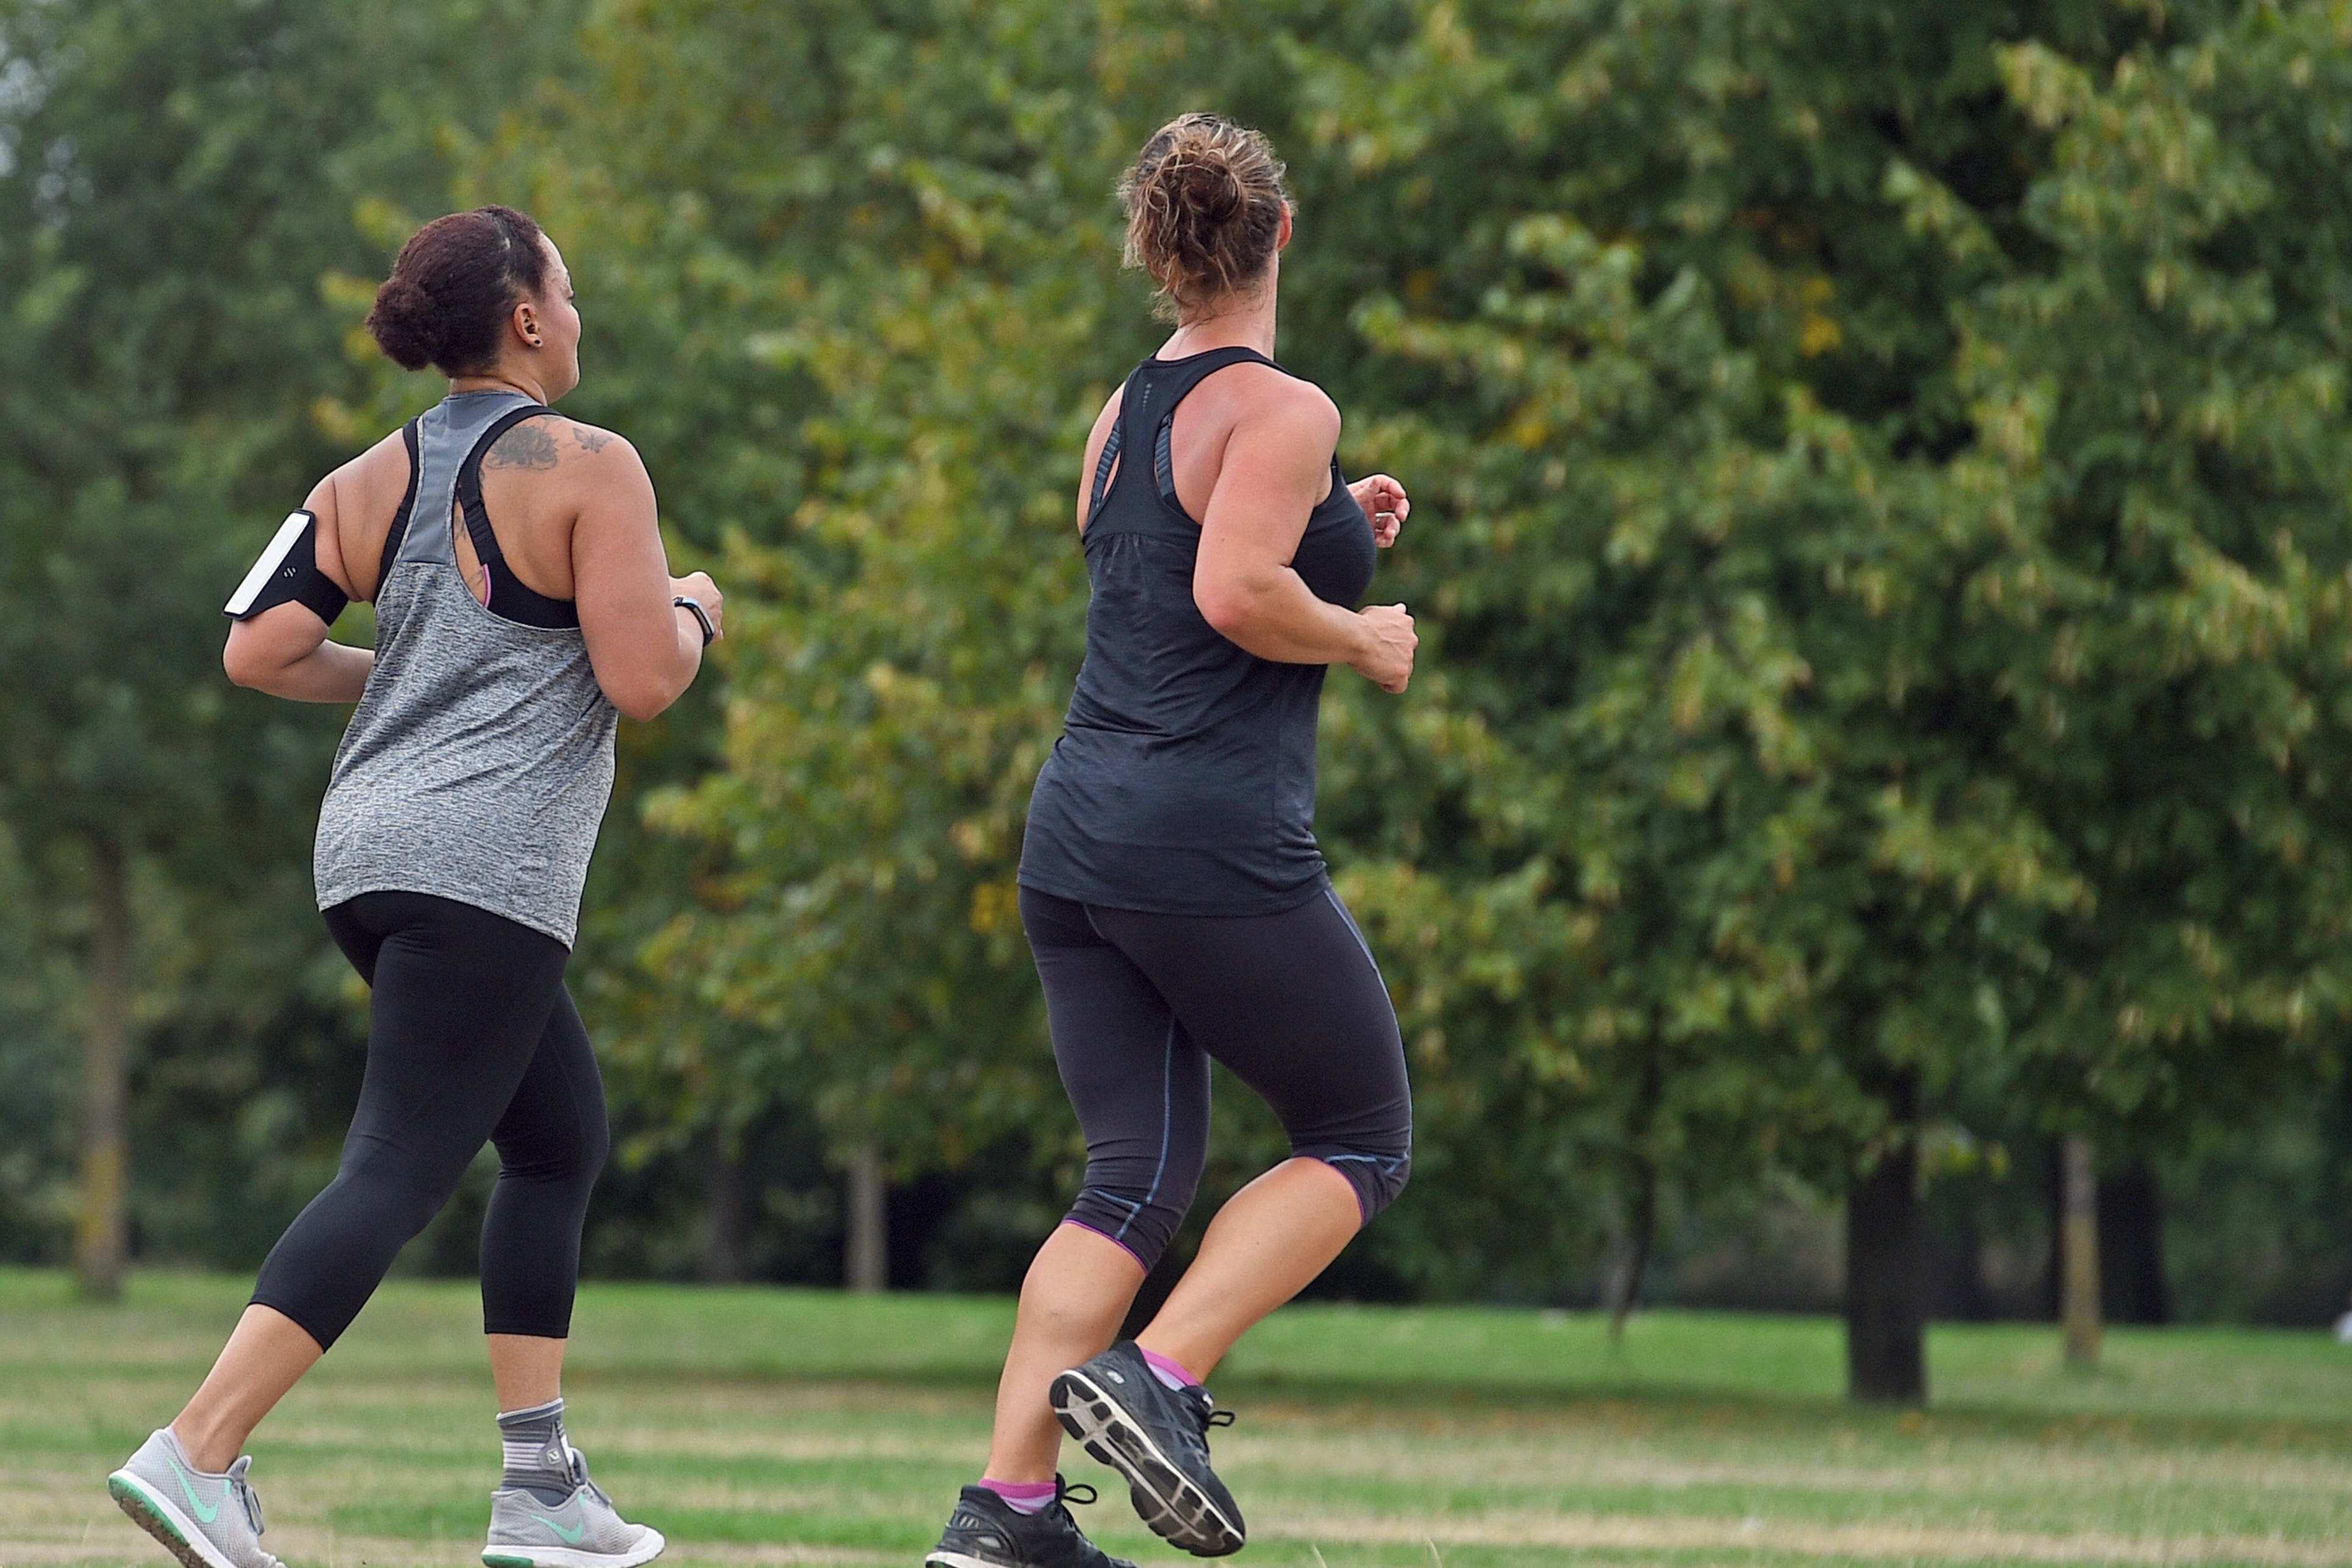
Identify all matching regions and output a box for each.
[315,389,618,947]
[1019,348,1375,917]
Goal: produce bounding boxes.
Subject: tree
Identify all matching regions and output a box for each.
[0,0,583,1289]
[1290,0,2352,1392]
[518,1,2352,1356]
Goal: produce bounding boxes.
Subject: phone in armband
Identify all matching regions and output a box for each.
[224,510,349,624]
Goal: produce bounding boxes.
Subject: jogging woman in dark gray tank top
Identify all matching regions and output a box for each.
[926,116,1419,1568]
[107,207,716,1568]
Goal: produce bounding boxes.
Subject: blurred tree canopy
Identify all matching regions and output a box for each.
[4,0,2351,1394]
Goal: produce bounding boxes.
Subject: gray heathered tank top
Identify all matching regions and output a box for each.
[313,390,619,947]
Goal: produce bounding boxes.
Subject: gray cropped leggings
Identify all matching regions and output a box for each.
[1021,883,1413,1272]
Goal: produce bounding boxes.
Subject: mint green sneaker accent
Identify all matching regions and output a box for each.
[107,1428,283,1568]
[531,1513,588,1545]
[166,1453,223,1525]
[482,1444,664,1568]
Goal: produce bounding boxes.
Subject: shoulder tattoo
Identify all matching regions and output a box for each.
[568,422,615,455]
[484,419,561,471]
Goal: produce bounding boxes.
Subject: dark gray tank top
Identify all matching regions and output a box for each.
[313,390,618,946]
[1019,348,1377,916]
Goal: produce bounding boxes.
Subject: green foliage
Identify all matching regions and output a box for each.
[5,0,2350,1328]
[536,0,2352,1313]
[0,0,585,1260]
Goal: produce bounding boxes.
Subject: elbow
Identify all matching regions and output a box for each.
[609,690,670,724]
[605,675,686,724]
[1194,585,1255,642]
[222,632,270,691]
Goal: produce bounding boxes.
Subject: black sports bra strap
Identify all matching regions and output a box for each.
[450,403,581,630]
[1096,346,1275,524]
[374,418,424,600]
[1086,422,1125,522]
[1153,416,1177,505]
[454,404,555,566]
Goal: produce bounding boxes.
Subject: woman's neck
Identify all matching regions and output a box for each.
[449,368,551,404]
[1160,279,1278,360]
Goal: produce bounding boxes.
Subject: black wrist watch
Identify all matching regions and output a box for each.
[673,596,716,647]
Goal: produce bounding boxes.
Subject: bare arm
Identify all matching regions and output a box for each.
[569,436,716,722]
[1192,391,1417,691]
[222,471,373,702]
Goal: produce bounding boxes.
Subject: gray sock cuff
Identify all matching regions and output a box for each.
[497,1397,565,1433]
[498,1397,571,1502]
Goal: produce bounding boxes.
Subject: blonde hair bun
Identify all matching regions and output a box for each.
[1118,113,1289,321]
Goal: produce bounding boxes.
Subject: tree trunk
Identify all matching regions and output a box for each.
[2060,1133,2101,1367]
[845,1143,887,1293]
[1844,1069,1924,1405]
[1607,1055,1664,1344]
[76,837,130,1302]
[702,1131,745,1285]
[1606,1158,1657,1345]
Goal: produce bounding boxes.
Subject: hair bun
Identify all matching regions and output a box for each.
[363,205,551,378]
[1119,114,1289,323]
[364,274,444,372]
[1168,148,1244,221]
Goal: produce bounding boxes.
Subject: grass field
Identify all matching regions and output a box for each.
[5,1269,2350,1568]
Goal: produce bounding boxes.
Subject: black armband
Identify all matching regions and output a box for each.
[224,510,349,624]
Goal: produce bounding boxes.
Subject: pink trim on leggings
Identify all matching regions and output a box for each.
[1060,1216,1149,1268]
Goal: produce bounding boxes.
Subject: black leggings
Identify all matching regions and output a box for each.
[1022,883,1413,1272]
[249,891,608,1349]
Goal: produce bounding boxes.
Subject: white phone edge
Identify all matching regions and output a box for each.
[223,511,316,617]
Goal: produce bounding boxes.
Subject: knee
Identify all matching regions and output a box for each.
[1360,1147,1411,1219]
[1066,1166,1200,1274]
[1303,1141,1411,1225]
[499,1106,607,1192]
[351,1161,465,1249]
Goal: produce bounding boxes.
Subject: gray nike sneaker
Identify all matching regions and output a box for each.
[107,1427,284,1568]
[482,1445,665,1568]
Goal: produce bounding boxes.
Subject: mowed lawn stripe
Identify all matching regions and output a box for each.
[4,1270,2345,1568]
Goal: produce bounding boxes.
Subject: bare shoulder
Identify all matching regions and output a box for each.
[312,424,414,522]
[1222,362,1341,447]
[1223,369,1336,435]
[333,424,415,490]
[483,413,643,476]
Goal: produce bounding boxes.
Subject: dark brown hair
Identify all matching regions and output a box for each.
[1118,113,1289,321]
[364,205,551,376]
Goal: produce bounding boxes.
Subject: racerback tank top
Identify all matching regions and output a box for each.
[313,390,619,946]
[1019,347,1378,916]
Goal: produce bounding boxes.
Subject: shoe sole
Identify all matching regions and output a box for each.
[1050,1367,1244,1557]
[923,1554,1003,1568]
[107,1471,247,1568]
[482,1530,666,1568]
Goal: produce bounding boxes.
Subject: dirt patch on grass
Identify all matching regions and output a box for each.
[1269,1507,2352,1565]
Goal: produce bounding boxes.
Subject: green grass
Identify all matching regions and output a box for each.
[5,1268,2350,1568]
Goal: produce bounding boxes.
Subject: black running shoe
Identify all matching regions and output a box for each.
[1050,1341,1244,1557]
[923,1477,1134,1568]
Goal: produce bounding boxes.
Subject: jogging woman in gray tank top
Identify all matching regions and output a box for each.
[107,207,716,1568]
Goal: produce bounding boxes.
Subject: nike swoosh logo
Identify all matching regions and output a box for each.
[531,1514,586,1544]
[166,1456,222,1525]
